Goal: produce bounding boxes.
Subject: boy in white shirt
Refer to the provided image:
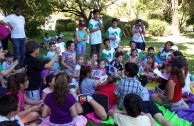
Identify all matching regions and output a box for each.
[55,37,66,56]
[102,38,115,72]
[106,18,122,50]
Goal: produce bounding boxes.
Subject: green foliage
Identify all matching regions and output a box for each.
[55,23,65,31]
[67,22,77,31]
[148,20,166,36]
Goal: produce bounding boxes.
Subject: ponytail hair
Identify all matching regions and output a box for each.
[7,73,27,95]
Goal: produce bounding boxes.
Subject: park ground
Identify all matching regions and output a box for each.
[22,30,194,126]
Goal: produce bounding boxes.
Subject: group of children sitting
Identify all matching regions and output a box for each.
[0,37,191,126]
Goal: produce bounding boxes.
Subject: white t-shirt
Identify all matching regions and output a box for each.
[114,113,151,126]
[106,27,121,48]
[182,72,190,94]
[0,115,24,126]
[55,42,65,56]
[132,25,145,43]
[102,48,115,66]
[89,19,102,45]
[2,14,26,38]
[75,64,81,76]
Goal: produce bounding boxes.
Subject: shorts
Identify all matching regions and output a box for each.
[142,101,162,117]
[82,94,109,114]
[162,99,183,108]
[25,89,40,100]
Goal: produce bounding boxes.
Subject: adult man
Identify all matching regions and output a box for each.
[0,5,26,64]
[89,9,103,56]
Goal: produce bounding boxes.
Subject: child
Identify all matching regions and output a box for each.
[125,41,142,61]
[79,65,103,94]
[46,42,60,73]
[6,73,41,124]
[24,41,60,100]
[127,48,139,64]
[40,59,54,88]
[157,41,174,61]
[102,38,115,72]
[0,94,24,126]
[91,52,98,69]
[72,55,85,85]
[42,73,77,125]
[106,18,122,49]
[143,53,158,80]
[75,20,88,56]
[109,93,155,126]
[42,73,55,100]
[54,31,64,42]
[151,57,185,108]
[55,37,66,56]
[109,52,124,78]
[141,47,162,66]
[93,59,107,82]
[61,40,76,76]
[114,62,144,109]
[2,52,14,70]
[43,33,52,48]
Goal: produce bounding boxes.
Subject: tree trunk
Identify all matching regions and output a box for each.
[171,0,180,37]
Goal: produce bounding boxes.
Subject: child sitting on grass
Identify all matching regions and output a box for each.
[7,73,42,124]
[61,40,76,76]
[109,93,155,126]
[41,74,55,100]
[151,57,186,108]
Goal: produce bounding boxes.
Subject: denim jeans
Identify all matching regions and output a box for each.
[90,43,101,56]
[12,38,26,63]
[135,42,144,50]
[76,44,86,56]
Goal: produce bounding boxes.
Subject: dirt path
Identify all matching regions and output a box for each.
[153,35,194,43]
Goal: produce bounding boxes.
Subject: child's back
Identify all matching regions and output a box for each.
[80,77,96,94]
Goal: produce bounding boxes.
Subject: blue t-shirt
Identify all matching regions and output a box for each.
[46,51,55,59]
[77,30,86,45]
[80,78,96,94]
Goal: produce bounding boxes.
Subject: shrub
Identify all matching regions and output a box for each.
[55,23,65,31]
[67,22,77,31]
[147,20,167,36]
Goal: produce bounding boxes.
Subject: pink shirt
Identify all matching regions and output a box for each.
[7,90,25,111]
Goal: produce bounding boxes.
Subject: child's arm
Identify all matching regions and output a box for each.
[45,47,60,69]
[69,104,77,117]
[42,104,50,118]
[42,92,47,101]
[61,53,72,71]
[158,80,175,101]
[1,60,18,76]
[135,56,139,64]
[18,105,40,118]
[24,94,41,105]
[75,31,87,42]
[73,70,79,78]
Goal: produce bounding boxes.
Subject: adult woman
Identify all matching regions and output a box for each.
[131,17,146,50]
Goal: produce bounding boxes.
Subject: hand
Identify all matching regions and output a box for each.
[158,92,163,99]
[68,66,73,72]
[112,36,116,40]
[55,47,61,55]
[34,100,43,105]
[30,105,40,112]
[14,59,19,65]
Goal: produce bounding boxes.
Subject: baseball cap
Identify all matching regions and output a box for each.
[170,45,178,51]
[79,20,86,27]
[137,17,142,21]
[25,41,40,52]
[163,58,183,68]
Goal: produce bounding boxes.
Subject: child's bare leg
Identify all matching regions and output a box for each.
[21,112,39,124]
[154,113,172,126]
[151,94,163,104]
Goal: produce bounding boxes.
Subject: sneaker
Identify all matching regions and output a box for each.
[77,94,93,102]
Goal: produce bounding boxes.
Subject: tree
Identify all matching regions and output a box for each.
[0,0,56,37]
[56,0,116,25]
